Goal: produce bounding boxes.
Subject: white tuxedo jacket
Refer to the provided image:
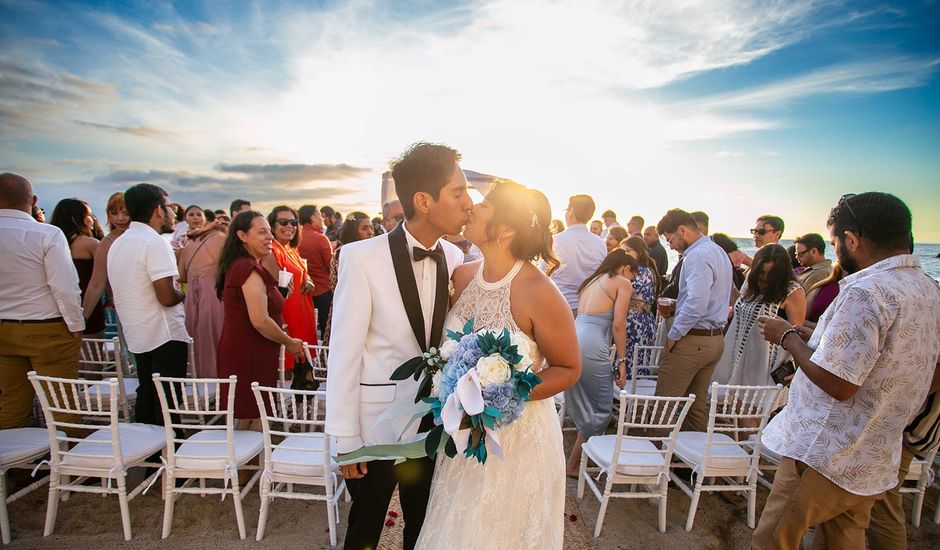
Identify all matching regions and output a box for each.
[326,228,463,454]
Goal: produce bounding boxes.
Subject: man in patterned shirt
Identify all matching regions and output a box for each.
[754,192,940,549]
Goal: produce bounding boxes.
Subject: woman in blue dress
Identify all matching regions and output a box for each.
[619,236,661,376]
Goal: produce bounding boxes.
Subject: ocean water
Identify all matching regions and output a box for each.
[662,238,940,282]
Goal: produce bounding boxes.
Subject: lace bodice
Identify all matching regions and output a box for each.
[446,260,544,371]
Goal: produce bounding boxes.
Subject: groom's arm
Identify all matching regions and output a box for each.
[326,246,372,454]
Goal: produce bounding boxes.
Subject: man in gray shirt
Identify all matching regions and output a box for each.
[549,195,608,317]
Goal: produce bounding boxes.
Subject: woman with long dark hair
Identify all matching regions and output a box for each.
[619,235,660,378]
[712,244,806,387]
[417,179,578,549]
[260,205,318,368]
[564,249,637,477]
[51,197,104,335]
[216,211,302,427]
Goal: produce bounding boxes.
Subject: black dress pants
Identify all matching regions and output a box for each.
[343,456,434,550]
[132,339,188,426]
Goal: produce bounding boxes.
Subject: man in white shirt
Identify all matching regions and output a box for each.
[108,183,190,426]
[755,192,940,549]
[0,173,85,430]
[550,195,608,317]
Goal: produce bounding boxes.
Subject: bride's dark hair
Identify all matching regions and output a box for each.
[484,179,560,276]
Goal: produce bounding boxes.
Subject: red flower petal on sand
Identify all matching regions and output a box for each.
[569,514,578,522]
[385,519,395,527]
[388,511,399,518]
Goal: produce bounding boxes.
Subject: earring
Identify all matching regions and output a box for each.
[496,235,502,248]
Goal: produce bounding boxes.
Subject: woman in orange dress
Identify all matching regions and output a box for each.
[261,206,318,372]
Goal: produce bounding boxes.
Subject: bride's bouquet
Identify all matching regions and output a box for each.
[391,318,542,464]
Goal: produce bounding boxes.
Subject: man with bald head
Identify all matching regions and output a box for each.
[0,173,85,431]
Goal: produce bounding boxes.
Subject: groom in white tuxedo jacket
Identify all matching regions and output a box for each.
[327,143,471,550]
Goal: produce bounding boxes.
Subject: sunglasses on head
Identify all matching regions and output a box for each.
[838,193,863,238]
[275,218,299,227]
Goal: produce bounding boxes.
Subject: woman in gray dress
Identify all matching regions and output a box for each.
[565,250,637,477]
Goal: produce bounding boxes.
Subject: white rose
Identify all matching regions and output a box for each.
[510,332,534,371]
[430,369,443,397]
[475,354,512,386]
[439,339,460,361]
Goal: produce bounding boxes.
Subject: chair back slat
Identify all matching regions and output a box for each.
[611,392,695,467]
[629,345,663,393]
[28,372,123,470]
[303,344,330,382]
[252,384,331,478]
[704,382,782,469]
[152,374,237,466]
[78,337,133,419]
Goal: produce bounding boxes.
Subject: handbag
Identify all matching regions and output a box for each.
[290,355,320,391]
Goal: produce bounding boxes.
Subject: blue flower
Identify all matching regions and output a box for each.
[449,334,484,370]
[482,382,524,428]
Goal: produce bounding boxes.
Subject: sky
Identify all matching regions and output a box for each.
[2,0,939,240]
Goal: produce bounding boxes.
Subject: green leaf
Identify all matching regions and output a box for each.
[481,413,495,430]
[390,356,424,381]
[463,317,475,334]
[424,425,444,457]
[483,406,503,419]
[444,437,457,458]
[414,372,432,403]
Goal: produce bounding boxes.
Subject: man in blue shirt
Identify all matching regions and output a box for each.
[654,209,732,430]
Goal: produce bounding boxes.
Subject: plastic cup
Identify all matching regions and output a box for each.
[278,269,293,288]
[657,297,676,318]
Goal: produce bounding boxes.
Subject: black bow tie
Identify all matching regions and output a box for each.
[412,245,444,263]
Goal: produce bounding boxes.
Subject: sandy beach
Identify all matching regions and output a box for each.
[5,427,939,549]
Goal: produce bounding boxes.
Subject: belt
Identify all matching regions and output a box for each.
[0,317,64,324]
[687,327,724,337]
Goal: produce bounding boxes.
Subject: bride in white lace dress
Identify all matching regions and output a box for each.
[416,180,581,550]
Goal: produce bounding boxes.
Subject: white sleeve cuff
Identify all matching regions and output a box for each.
[335,435,365,455]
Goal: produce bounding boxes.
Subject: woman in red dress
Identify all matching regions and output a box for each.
[261,206,318,371]
[216,211,302,425]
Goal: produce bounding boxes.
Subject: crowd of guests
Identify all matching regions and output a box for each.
[2,167,939,548]
[0,172,409,436]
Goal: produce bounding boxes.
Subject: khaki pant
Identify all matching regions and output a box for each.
[654,334,723,431]
[752,458,878,550]
[0,320,81,430]
[867,445,916,550]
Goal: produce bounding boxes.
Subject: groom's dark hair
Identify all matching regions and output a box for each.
[391,142,461,219]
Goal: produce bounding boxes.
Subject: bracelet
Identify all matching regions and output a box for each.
[778,327,799,348]
[617,357,627,364]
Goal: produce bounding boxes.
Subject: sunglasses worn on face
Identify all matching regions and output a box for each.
[276,218,299,227]
[750,228,772,236]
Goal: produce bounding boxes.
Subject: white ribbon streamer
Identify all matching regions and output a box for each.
[440,368,505,460]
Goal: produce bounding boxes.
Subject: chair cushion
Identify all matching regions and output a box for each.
[0,428,58,466]
[175,430,263,471]
[674,431,750,470]
[61,424,166,469]
[633,380,657,396]
[583,434,667,477]
[747,434,782,464]
[271,434,337,477]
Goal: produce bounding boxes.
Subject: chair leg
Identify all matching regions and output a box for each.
[594,477,614,538]
[577,452,587,499]
[1,473,11,544]
[161,475,175,539]
[231,475,247,540]
[43,470,60,537]
[326,485,337,547]
[658,479,668,533]
[747,480,757,529]
[685,479,703,532]
[256,476,270,542]
[117,474,132,541]
[912,489,925,529]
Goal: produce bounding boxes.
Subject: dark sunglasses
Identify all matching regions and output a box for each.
[275,218,299,227]
[838,193,863,238]
[750,228,773,236]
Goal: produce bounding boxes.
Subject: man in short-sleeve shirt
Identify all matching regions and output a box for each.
[109,183,189,425]
[754,193,940,549]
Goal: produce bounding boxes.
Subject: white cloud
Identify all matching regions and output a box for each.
[716,150,745,158]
